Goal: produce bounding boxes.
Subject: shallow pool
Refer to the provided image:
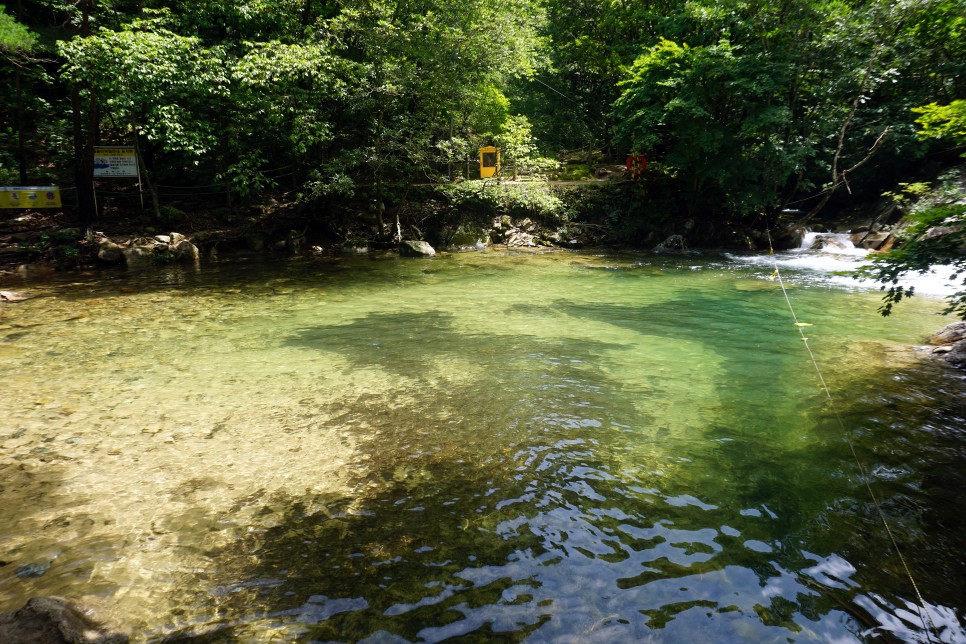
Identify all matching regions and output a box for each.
[1,249,964,642]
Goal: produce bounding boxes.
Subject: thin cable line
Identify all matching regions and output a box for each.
[766,229,938,642]
[531,76,580,104]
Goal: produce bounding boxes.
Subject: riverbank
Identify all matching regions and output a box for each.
[3,174,963,373]
[0,178,787,275]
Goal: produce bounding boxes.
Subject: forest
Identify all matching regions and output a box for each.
[1,0,964,273]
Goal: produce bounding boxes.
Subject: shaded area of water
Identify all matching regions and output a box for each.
[1,250,964,642]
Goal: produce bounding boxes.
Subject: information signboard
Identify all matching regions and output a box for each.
[0,187,62,209]
[93,147,139,177]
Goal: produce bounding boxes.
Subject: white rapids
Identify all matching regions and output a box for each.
[728,231,960,299]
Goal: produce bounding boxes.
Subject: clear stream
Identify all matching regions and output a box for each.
[1,249,964,642]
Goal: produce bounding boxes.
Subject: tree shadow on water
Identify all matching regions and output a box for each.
[156,301,966,642]
[284,310,469,377]
[283,308,633,380]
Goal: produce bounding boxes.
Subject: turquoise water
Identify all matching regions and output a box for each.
[1,249,964,642]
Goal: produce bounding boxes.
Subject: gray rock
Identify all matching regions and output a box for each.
[0,596,128,643]
[653,234,687,253]
[945,342,966,369]
[97,240,124,263]
[169,232,186,246]
[447,225,490,250]
[853,231,894,250]
[172,239,200,262]
[930,321,966,345]
[399,240,436,257]
[153,234,171,244]
[505,230,536,247]
[922,225,959,241]
[929,321,966,370]
[121,246,153,269]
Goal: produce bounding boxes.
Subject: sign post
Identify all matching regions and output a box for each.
[93,146,143,208]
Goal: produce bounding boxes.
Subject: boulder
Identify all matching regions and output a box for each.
[399,240,436,257]
[505,229,536,247]
[0,596,128,643]
[446,224,490,250]
[172,239,200,262]
[942,342,966,369]
[853,231,894,250]
[97,240,124,263]
[653,234,687,253]
[929,321,966,346]
[121,245,154,269]
[928,321,966,370]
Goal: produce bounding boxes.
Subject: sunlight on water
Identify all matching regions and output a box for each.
[1,249,964,642]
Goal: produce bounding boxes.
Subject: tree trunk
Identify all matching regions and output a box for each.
[71,85,96,232]
[71,0,97,232]
[132,128,161,220]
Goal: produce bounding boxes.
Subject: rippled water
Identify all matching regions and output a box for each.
[1,249,964,642]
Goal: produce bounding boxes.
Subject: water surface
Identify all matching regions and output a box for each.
[1,249,964,642]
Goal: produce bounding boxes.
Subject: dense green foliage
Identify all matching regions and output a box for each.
[0,6,36,51]
[914,100,966,156]
[1,0,964,261]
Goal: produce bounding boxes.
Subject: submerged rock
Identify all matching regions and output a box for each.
[0,597,128,643]
[15,562,50,578]
[0,290,31,302]
[399,240,436,257]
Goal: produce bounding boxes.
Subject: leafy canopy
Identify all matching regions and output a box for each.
[0,6,37,52]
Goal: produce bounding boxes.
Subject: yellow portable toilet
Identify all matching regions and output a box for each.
[479,146,500,179]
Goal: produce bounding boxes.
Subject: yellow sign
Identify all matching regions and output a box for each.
[0,186,62,209]
[479,146,500,179]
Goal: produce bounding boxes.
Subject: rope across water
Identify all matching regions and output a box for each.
[766,230,938,641]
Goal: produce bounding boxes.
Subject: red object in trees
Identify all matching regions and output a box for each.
[625,155,647,180]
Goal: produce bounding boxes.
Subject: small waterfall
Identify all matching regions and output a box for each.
[727,229,958,298]
[798,231,867,256]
